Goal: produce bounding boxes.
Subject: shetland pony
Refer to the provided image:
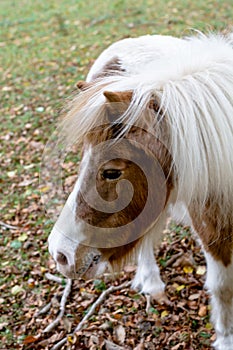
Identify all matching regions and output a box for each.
[48,32,233,349]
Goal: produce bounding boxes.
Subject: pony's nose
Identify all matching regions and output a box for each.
[54,250,76,278]
[56,251,69,266]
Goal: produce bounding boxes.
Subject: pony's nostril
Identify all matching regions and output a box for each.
[56,252,68,266]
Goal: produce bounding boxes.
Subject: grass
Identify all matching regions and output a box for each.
[0,0,232,349]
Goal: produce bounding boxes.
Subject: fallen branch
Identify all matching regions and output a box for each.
[165,252,183,267]
[51,338,67,350]
[43,278,72,333]
[45,272,65,284]
[35,302,52,317]
[51,280,131,350]
[75,280,131,332]
[35,273,65,318]
[0,220,19,230]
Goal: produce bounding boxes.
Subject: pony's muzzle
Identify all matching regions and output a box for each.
[50,250,78,279]
[48,223,106,279]
[48,225,79,278]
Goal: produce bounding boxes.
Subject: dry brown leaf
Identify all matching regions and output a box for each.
[198,305,207,317]
[114,324,126,344]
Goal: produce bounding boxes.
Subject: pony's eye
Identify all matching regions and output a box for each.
[102,169,122,180]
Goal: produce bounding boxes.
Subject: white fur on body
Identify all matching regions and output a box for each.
[131,210,169,298]
[205,252,233,350]
[49,32,233,349]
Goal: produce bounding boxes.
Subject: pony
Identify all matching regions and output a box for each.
[48,32,233,349]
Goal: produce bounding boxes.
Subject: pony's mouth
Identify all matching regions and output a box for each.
[56,246,107,280]
[74,252,107,280]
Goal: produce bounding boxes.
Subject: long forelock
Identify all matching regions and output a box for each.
[57,32,233,219]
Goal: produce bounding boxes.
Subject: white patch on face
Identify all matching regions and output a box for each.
[53,145,93,241]
[48,145,93,267]
[67,145,93,215]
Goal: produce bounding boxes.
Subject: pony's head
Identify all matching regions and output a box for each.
[48,88,172,279]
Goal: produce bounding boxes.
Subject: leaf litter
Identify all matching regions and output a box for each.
[1,223,214,350]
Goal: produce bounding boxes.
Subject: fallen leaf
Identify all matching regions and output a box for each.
[7,171,16,178]
[183,266,194,274]
[2,86,12,91]
[114,324,126,344]
[36,106,45,112]
[11,285,24,295]
[198,305,207,317]
[196,265,206,275]
[161,310,169,318]
[206,323,213,330]
[176,284,185,292]
[188,293,201,300]
[23,335,39,344]
[18,233,28,242]
[0,322,8,330]
[18,179,35,187]
[10,240,22,249]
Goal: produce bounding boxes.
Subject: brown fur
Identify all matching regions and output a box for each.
[76,80,92,91]
[74,91,174,269]
[92,57,125,80]
[104,90,162,117]
[190,204,233,266]
[76,119,173,269]
[104,90,133,103]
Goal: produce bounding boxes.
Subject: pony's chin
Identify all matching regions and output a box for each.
[57,264,77,280]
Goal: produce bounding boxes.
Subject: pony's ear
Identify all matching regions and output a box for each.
[104,91,160,112]
[76,80,92,91]
[103,91,133,123]
[103,91,133,103]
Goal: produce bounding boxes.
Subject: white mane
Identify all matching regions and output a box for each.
[60,33,233,215]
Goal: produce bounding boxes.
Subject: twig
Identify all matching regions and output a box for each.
[34,273,64,318]
[36,271,64,318]
[51,280,131,350]
[145,294,152,314]
[0,220,19,230]
[35,302,52,317]
[165,252,183,267]
[51,338,67,350]
[45,272,65,284]
[74,280,131,332]
[43,278,72,333]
